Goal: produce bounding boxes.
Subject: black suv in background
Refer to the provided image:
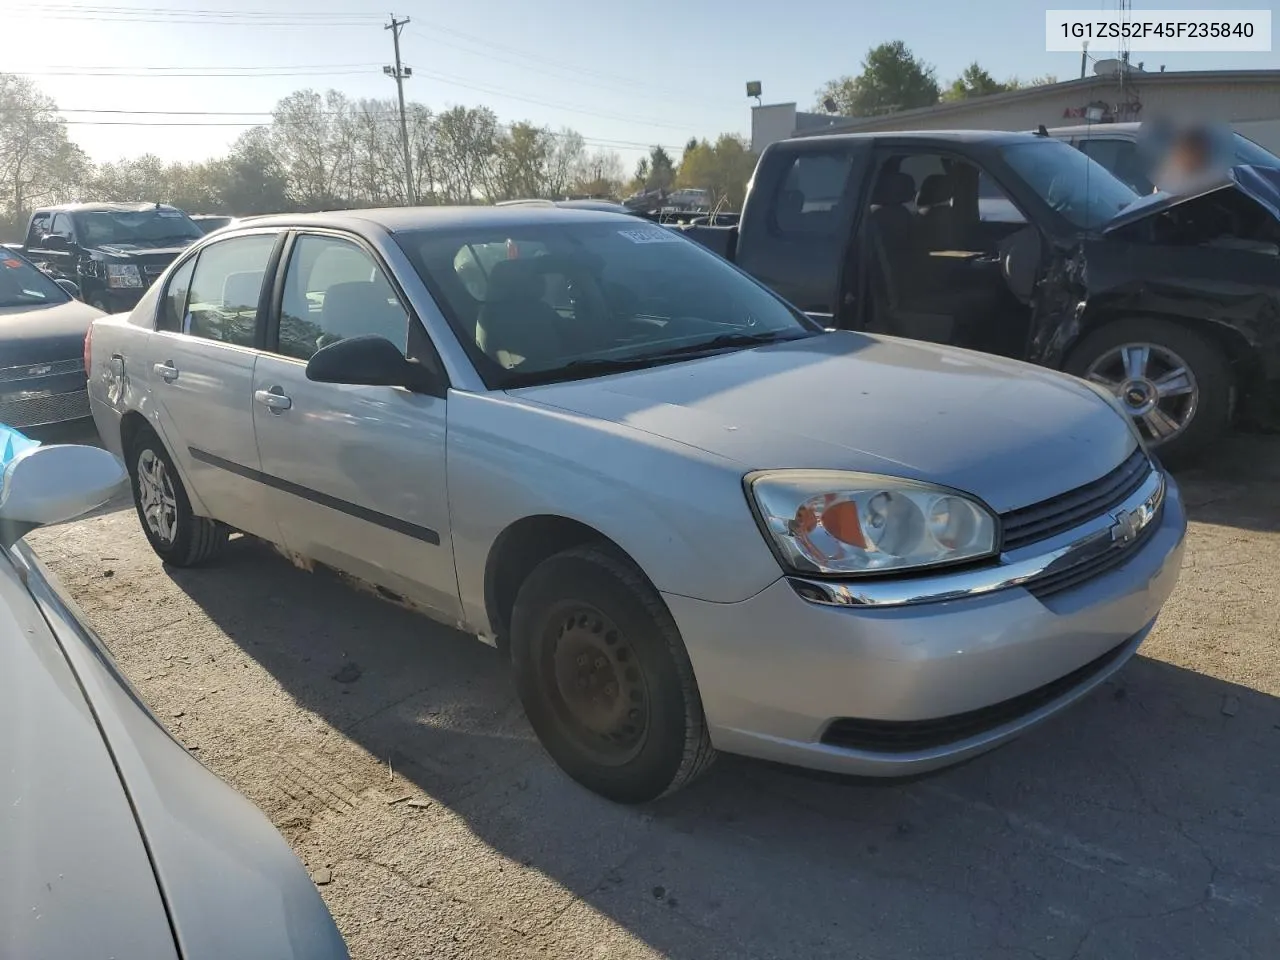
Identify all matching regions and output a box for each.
[18,203,204,313]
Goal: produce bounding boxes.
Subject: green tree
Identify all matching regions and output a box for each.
[676,134,757,210]
[219,126,291,214]
[647,145,675,190]
[942,62,1017,101]
[0,74,87,235]
[815,40,940,117]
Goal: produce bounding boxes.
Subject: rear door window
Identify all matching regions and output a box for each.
[182,234,277,347]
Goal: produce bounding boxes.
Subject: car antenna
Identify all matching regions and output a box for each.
[1036,124,1049,137]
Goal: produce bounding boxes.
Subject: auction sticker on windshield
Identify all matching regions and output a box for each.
[1047,9,1270,51]
[618,227,682,244]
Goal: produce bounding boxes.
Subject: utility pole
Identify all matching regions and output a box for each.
[384,15,415,205]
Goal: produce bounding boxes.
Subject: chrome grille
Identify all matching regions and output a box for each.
[0,357,85,383]
[1000,448,1152,552]
[0,389,91,427]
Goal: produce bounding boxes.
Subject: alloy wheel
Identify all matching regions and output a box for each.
[136,448,179,545]
[1085,342,1199,445]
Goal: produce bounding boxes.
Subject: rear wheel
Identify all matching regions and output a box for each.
[510,545,715,803]
[126,426,229,566]
[1067,318,1232,464]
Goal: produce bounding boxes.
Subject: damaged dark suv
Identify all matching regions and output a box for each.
[685,131,1280,462]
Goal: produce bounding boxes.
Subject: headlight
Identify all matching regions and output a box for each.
[106,264,142,288]
[746,470,999,575]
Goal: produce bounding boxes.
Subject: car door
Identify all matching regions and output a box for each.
[38,213,79,283]
[146,231,284,542]
[251,230,459,619]
[736,143,869,322]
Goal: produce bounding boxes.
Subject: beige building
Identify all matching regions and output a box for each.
[752,69,1280,154]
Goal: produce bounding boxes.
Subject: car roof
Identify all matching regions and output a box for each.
[35,202,185,214]
[792,129,1045,147]
[1045,123,1141,138]
[231,205,641,234]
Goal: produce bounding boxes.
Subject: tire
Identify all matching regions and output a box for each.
[126,426,229,566]
[510,545,716,803]
[1065,318,1233,465]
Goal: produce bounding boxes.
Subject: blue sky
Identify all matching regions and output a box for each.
[5,0,1277,169]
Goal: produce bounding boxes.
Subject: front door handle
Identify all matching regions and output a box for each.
[153,361,179,382]
[254,387,292,412]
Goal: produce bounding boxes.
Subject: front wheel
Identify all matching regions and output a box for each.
[510,545,716,803]
[1066,318,1233,464]
[126,426,229,566]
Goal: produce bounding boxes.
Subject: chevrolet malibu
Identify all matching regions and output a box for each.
[85,208,1186,803]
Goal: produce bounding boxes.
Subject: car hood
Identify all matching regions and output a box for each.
[0,555,179,959]
[1103,164,1280,233]
[93,241,194,258]
[512,332,1136,514]
[0,298,102,367]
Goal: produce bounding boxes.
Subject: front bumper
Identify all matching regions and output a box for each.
[664,475,1187,777]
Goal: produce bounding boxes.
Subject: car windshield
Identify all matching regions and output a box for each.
[1232,133,1280,169]
[73,209,204,247]
[999,139,1139,229]
[395,219,818,387]
[0,252,69,308]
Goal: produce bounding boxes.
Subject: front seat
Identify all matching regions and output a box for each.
[915,174,958,250]
[321,281,407,347]
[864,170,955,343]
[475,259,566,370]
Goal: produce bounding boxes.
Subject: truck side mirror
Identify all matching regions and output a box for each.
[40,234,72,252]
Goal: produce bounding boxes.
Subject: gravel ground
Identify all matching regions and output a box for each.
[26,434,1280,960]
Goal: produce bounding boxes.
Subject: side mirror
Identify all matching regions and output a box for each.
[305,335,438,392]
[0,444,127,547]
[40,234,71,252]
[55,278,81,299]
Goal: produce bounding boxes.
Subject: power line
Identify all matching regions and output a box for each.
[11,68,379,77]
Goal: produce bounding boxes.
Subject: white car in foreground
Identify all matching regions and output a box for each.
[87,208,1185,803]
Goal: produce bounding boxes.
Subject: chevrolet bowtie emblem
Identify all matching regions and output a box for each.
[1110,508,1141,546]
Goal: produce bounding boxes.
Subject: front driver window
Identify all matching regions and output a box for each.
[277,234,409,362]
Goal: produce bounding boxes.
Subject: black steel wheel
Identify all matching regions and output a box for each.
[539,602,651,767]
[510,545,715,803]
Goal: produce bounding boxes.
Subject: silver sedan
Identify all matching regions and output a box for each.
[86,207,1185,803]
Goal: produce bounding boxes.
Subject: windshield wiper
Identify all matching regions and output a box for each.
[502,330,811,388]
[635,329,810,359]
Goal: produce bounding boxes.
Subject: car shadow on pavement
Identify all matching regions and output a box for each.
[1174,432,1280,535]
[160,532,1280,960]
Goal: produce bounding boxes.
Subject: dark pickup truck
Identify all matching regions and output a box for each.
[14,203,205,314]
[684,131,1280,462]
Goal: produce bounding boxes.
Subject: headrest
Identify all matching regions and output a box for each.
[321,281,395,323]
[917,174,953,208]
[221,271,262,312]
[871,170,916,206]
[486,258,547,303]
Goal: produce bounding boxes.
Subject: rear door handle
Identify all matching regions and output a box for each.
[153,361,179,382]
[254,387,292,411]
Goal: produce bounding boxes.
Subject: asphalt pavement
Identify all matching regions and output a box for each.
[26,434,1280,960]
